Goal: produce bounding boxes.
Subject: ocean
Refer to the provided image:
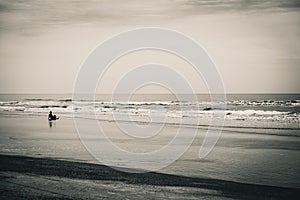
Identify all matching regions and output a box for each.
[0,93,299,130]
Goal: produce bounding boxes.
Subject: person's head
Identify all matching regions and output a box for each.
[50,111,52,114]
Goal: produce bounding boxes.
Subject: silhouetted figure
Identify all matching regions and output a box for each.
[48,111,59,121]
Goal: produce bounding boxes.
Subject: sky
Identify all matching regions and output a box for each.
[0,0,300,94]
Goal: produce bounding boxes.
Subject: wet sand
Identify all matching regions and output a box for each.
[0,154,299,199]
[0,114,299,199]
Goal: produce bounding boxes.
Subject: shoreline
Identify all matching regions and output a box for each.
[1,112,299,134]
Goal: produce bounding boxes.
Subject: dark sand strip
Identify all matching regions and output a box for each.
[0,154,299,199]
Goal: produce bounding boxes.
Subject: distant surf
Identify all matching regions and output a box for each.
[0,94,299,130]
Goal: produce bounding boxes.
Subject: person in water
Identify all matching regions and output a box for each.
[48,111,59,120]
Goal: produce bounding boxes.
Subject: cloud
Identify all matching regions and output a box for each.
[0,0,299,34]
[182,0,300,11]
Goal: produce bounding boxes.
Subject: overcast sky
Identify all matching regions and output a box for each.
[0,0,300,93]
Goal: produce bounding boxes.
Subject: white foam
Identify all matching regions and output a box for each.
[0,99,299,124]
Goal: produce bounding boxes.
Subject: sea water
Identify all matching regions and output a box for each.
[0,94,299,130]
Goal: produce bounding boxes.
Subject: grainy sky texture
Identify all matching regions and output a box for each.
[0,0,299,93]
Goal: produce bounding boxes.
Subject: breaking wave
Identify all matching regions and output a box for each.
[0,98,299,125]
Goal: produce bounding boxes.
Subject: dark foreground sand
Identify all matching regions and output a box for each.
[0,154,299,199]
